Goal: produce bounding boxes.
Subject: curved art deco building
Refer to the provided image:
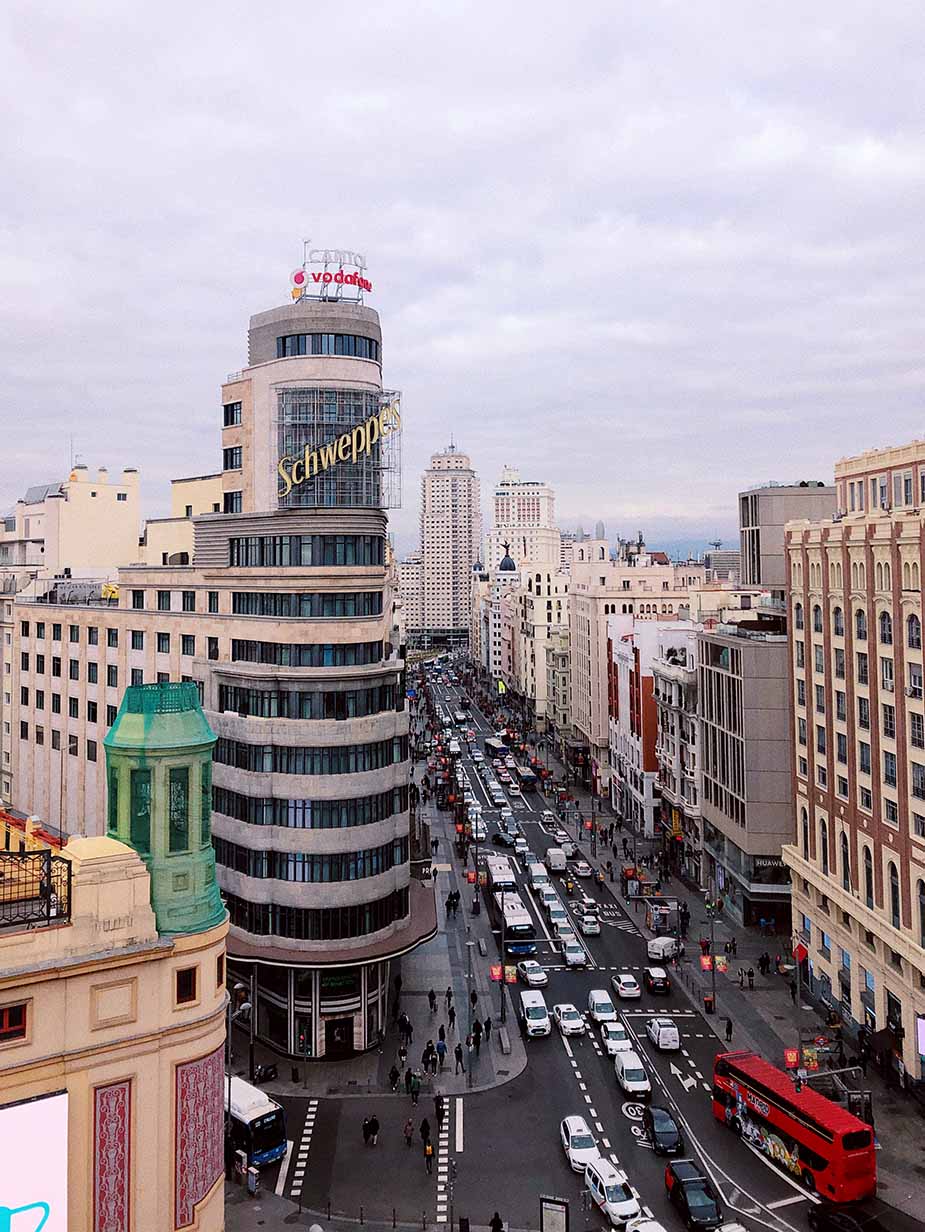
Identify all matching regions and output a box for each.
[212,295,434,1060]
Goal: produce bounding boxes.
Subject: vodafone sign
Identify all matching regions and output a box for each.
[290,242,372,303]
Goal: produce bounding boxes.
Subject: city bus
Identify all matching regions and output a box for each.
[224,1075,288,1169]
[486,856,517,894]
[484,737,509,759]
[513,763,539,793]
[712,1051,876,1201]
[490,890,537,956]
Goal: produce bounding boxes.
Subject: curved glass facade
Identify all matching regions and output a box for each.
[225,887,409,940]
[217,681,397,720]
[231,591,383,618]
[276,333,380,361]
[214,835,408,882]
[215,734,407,775]
[213,783,407,829]
[229,533,384,568]
[230,639,383,667]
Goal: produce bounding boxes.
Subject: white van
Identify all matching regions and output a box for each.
[587,989,617,1023]
[529,866,550,891]
[645,1017,681,1052]
[614,1050,651,1101]
[584,1157,641,1226]
[647,935,681,962]
[519,990,551,1038]
[545,846,567,872]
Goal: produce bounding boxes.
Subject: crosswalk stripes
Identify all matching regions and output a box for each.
[289,1097,318,1199]
[435,1097,453,1224]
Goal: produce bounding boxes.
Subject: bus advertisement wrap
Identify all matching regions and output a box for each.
[0,1091,68,1229]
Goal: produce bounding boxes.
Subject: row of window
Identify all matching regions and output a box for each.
[795,603,922,649]
[230,639,383,667]
[112,765,211,855]
[20,621,105,643]
[224,886,409,941]
[213,783,407,829]
[229,534,384,569]
[276,333,380,361]
[22,634,204,675]
[214,734,407,776]
[19,724,98,760]
[130,589,206,613]
[213,835,408,882]
[217,682,398,721]
[19,692,113,723]
[231,590,383,619]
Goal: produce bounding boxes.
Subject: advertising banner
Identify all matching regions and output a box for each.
[0,1091,68,1230]
[490,964,503,983]
[504,966,518,984]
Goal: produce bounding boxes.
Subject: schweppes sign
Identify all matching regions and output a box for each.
[277,401,401,499]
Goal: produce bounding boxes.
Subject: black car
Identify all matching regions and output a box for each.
[643,1105,683,1155]
[808,1209,888,1232]
[491,830,518,848]
[643,965,672,994]
[665,1160,723,1231]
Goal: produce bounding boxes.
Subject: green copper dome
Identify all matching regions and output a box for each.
[104,682,225,936]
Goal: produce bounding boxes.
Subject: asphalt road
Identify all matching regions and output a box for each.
[265,672,922,1232]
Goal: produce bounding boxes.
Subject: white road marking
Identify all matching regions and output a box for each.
[288,1097,319,1198]
[455,1096,464,1153]
[275,1140,294,1194]
[589,1107,598,1118]
[561,1035,574,1058]
[602,1137,611,1148]
[767,1195,810,1209]
[743,1142,821,1204]
[595,1121,604,1132]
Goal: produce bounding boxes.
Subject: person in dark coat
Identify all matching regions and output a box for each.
[419,1117,431,1144]
[362,1116,372,1146]
[747,967,755,990]
[369,1115,380,1146]
[490,1214,504,1232]
[724,1017,733,1043]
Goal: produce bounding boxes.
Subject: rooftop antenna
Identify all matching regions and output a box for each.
[710,539,723,550]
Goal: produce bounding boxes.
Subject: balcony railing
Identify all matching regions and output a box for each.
[0,849,72,931]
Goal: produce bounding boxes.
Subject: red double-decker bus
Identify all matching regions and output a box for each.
[712,1051,876,1202]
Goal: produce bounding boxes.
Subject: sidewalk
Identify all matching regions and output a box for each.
[238,795,526,1102]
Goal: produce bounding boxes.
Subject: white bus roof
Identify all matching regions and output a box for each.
[224,1075,281,1123]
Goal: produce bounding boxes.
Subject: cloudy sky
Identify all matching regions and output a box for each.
[3,2,924,555]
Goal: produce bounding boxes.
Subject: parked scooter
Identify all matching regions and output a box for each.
[253,1062,278,1084]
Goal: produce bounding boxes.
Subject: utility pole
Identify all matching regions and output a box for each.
[248,968,256,1081]
[500,886,507,1023]
[466,937,475,1090]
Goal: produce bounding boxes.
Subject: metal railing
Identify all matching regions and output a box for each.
[0,849,71,930]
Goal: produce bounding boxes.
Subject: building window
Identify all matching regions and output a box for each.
[68,734,78,756]
[833,607,844,637]
[18,721,28,740]
[216,954,225,988]
[130,768,151,852]
[208,592,219,614]
[35,622,44,639]
[794,602,804,630]
[107,704,117,726]
[857,652,869,684]
[87,700,97,723]
[859,785,872,811]
[855,609,867,640]
[87,664,98,688]
[131,630,144,651]
[885,799,898,825]
[107,628,118,648]
[223,491,242,514]
[35,690,43,710]
[157,591,171,612]
[107,665,118,688]
[68,624,79,644]
[222,446,242,471]
[184,504,193,517]
[913,762,925,801]
[859,741,871,774]
[910,663,924,699]
[208,638,219,662]
[884,750,897,787]
[68,698,79,719]
[835,690,846,721]
[20,652,28,672]
[918,881,925,948]
[181,635,195,657]
[801,808,809,858]
[815,684,825,713]
[35,726,44,747]
[0,1003,27,1043]
[157,632,170,654]
[182,591,196,613]
[797,679,806,707]
[883,704,896,739]
[132,590,145,610]
[52,623,61,641]
[175,967,198,1005]
[814,645,824,673]
[51,694,60,714]
[834,648,845,679]
[223,401,242,426]
[68,659,79,681]
[889,862,900,929]
[879,611,893,644]
[813,605,823,633]
[864,848,874,909]
[816,725,826,755]
[909,615,922,649]
[837,732,848,763]
[837,775,848,798]
[820,820,829,875]
[797,718,807,746]
[858,696,870,729]
[87,740,97,762]
[169,767,190,852]
[911,713,925,749]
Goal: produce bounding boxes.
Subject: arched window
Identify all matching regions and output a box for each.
[904,562,911,590]
[864,848,873,909]
[884,562,892,590]
[598,547,605,561]
[914,562,920,590]
[919,880,925,948]
[813,605,823,633]
[820,819,829,876]
[908,614,922,650]
[879,611,893,644]
[876,562,884,590]
[794,602,804,630]
[889,862,900,929]
[852,562,859,589]
[841,832,850,891]
[833,606,844,636]
[860,562,866,587]
[855,609,867,640]
[801,808,809,859]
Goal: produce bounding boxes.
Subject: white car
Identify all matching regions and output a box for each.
[587,990,617,1023]
[614,1050,651,1100]
[553,828,570,845]
[553,1003,587,1036]
[471,823,487,841]
[612,973,642,999]
[499,807,514,823]
[585,1157,641,1226]
[600,1022,633,1055]
[561,841,579,860]
[563,940,587,968]
[513,837,529,856]
[572,861,593,878]
[625,1219,669,1232]
[645,1017,681,1051]
[560,1115,600,1172]
[523,850,541,866]
[579,914,600,936]
[542,810,557,827]
[539,887,559,910]
[517,959,548,987]
[472,750,484,762]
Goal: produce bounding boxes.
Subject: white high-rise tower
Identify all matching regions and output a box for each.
[419,445,482,643]
[484,465,560,571]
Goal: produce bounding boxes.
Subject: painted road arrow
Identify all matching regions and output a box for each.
[670,1062,697,1093]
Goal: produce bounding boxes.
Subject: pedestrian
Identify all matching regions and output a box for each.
[747,967,755,991]
[449,1005,457,1031]
[370,1114,380,1146]
[723,941,730,956]
[411,1071,421,1105]
[700,937,709,956]
[435,1094,445,1129]
[362,1116,372,1146]
[470,989,478,1011]
[420,1117,431,1145]
[425,1138,434,1174]
[395,973,403,1000]
[406,1021,414,1046]
[445,986,453,1010]
[421,1044,432,1072]
[789,978,797,1004]
[445,895,453,917]
[455,1042,465,1073]
[474,1032,482,1057]
[622,837,630,858]
[730,936,737,957]
[484,1015,492,1041]
[389,1064,400,1092]
[738,968,746,989]
[428,989,437,1013]
[398,1044,408,1069]
[490,1213,504,1232]
[430,1048,439,1076]
[404,1117,414,1148]
[724,1017,733,1043]
[438,1023,446,1043]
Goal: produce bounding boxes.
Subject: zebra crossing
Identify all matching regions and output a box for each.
[288,1097,318,1200]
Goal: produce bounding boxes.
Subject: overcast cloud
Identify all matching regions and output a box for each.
[3,2,924,554]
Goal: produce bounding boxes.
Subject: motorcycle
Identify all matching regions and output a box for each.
[253,1062,278,1084]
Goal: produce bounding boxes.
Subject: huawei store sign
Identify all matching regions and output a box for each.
[290,243,372,302]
